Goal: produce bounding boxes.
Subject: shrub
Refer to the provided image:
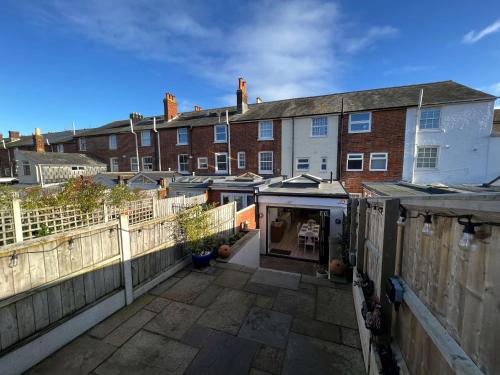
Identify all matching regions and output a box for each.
[175,205,211,255]
[0,185,14,209]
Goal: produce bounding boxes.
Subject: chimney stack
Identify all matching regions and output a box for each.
[33,128,45,153]
[163,93,178,121]
[129,112,144,124]
[8,131,20,141]
[194,105,202,112]
[256,97,263,104]
[237,78,248,114]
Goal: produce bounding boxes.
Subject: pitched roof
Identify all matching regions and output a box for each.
[5,130,85,149]
[15,150,106,166]
[73,80,497,136]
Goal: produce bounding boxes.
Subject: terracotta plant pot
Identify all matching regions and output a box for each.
[330,258,346,275]
[218,244,231,258]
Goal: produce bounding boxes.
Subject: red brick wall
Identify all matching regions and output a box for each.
[340,109,406,193]
[80,132,157,172]
[236,204,256,231]
[159,120,281,176]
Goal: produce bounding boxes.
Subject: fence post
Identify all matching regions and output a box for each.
[103,202,109,223]
[233,201,238,234]
[349,199,359,254]
[356,199,367,273]
[378,198,399,339]
[152,195,158,218]
[12,198,23,243]
[119,213,134,305]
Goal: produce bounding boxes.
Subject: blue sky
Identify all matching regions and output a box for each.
[1,0,499,135]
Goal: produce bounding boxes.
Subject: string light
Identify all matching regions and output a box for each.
[9,251,18,268]
[422,212,433,236]
[458,216,481,252]
[397,207,407,226]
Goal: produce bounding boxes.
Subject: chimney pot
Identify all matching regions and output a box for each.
[163,92,178,121]
[33,128,45,153]
[194,105,202,111]
[8,131,20,141]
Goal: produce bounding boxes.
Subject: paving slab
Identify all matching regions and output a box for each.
[214,269,251,289]
[250,268,300,290]
[291,317,342,344]
[144,301,204,339]
[143,297,171,313]
[173,268,191,278]
[88,294,155,339]
[316,286,358,329]
[103,309,156,347]
[192,284,223,308]
[197,288,256,335]
[182,325,259,375]
[161,272,215,303]
[252,345,284,374]
[238,307,292,349]
[297,281,316,295]
[282,333,365,375]
[250,369,273,375]
[26,335,116,375]
[301,274,350,290]
[148,276,181,296]
[255,295,274,309]
[244,282,281,297]
[95,330,198,375]
[341,327,362,349]
[273,288,315,319]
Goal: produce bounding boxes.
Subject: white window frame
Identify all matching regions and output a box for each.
[258,151,273,175]
[258,121,273,140]
[56,144,64,153]
[178,154,189,174]
[197,157,208,169]
[237,152,246,169]
[109,134,117,150]
[416,146,439,169]
[142,156,153,171]
[419,107,441,131]
[369,152,388,171]
[141,130,151,146]
[22,161,31,176]
[320,156,327,171]
[110,157,119,172]
[214,152,228,174]
[311,117,328,137]
[130,157,139,172]
[214,124,227,143]
[177,127,188,145]
[348,112,372,133]
[78,137,87,151]
[346,153,364,171]
[296,157,310,171]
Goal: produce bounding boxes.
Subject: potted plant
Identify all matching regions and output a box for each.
[175,205,212,267]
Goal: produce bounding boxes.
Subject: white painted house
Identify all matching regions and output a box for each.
[402,100,498,185]
[281,115,339,179]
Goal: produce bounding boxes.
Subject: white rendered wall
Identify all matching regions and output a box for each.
[281,115,339,179]
[487,136,500,181]
[403,101,495,185]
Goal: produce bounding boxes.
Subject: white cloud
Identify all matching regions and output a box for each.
[463,19,500,44]
[24,0,399,103]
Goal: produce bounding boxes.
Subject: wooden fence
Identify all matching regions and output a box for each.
[0,194,207,246]
[0,200,234,361]
[350,193,500,375]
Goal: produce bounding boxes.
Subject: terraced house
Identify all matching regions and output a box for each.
[2,79,498,194]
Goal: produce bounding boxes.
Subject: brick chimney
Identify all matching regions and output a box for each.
[237,78,248,114]
[129,112,144,124]
[8,131,20,141]
[194,105,202,112]
[33,128,45,153]
[163,93,177,121]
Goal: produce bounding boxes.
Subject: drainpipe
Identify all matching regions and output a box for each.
[226,110,231,176]
[410,89,424,183]
[153,117,161,171]
[337,98,344,181]
[291,117,295,177]
[130,119,140,172]
[189,126,194,172]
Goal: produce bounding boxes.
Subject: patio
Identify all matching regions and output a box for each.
[26,262,364,375]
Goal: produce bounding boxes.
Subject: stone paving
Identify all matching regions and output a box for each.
[27,262,364,375]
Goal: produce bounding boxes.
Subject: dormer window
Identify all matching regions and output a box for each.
[349,113,371,133]
[214,124,227,143]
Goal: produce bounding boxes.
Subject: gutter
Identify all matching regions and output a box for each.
[291,117,295,177]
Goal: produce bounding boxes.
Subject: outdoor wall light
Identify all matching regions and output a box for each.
[422,213,433,236]
[109,228,115,237]
[9,251,18,268]
[458,217,481,252]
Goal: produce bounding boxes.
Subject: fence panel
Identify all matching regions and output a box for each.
[0,209,15,247]
[208,202,236,238]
